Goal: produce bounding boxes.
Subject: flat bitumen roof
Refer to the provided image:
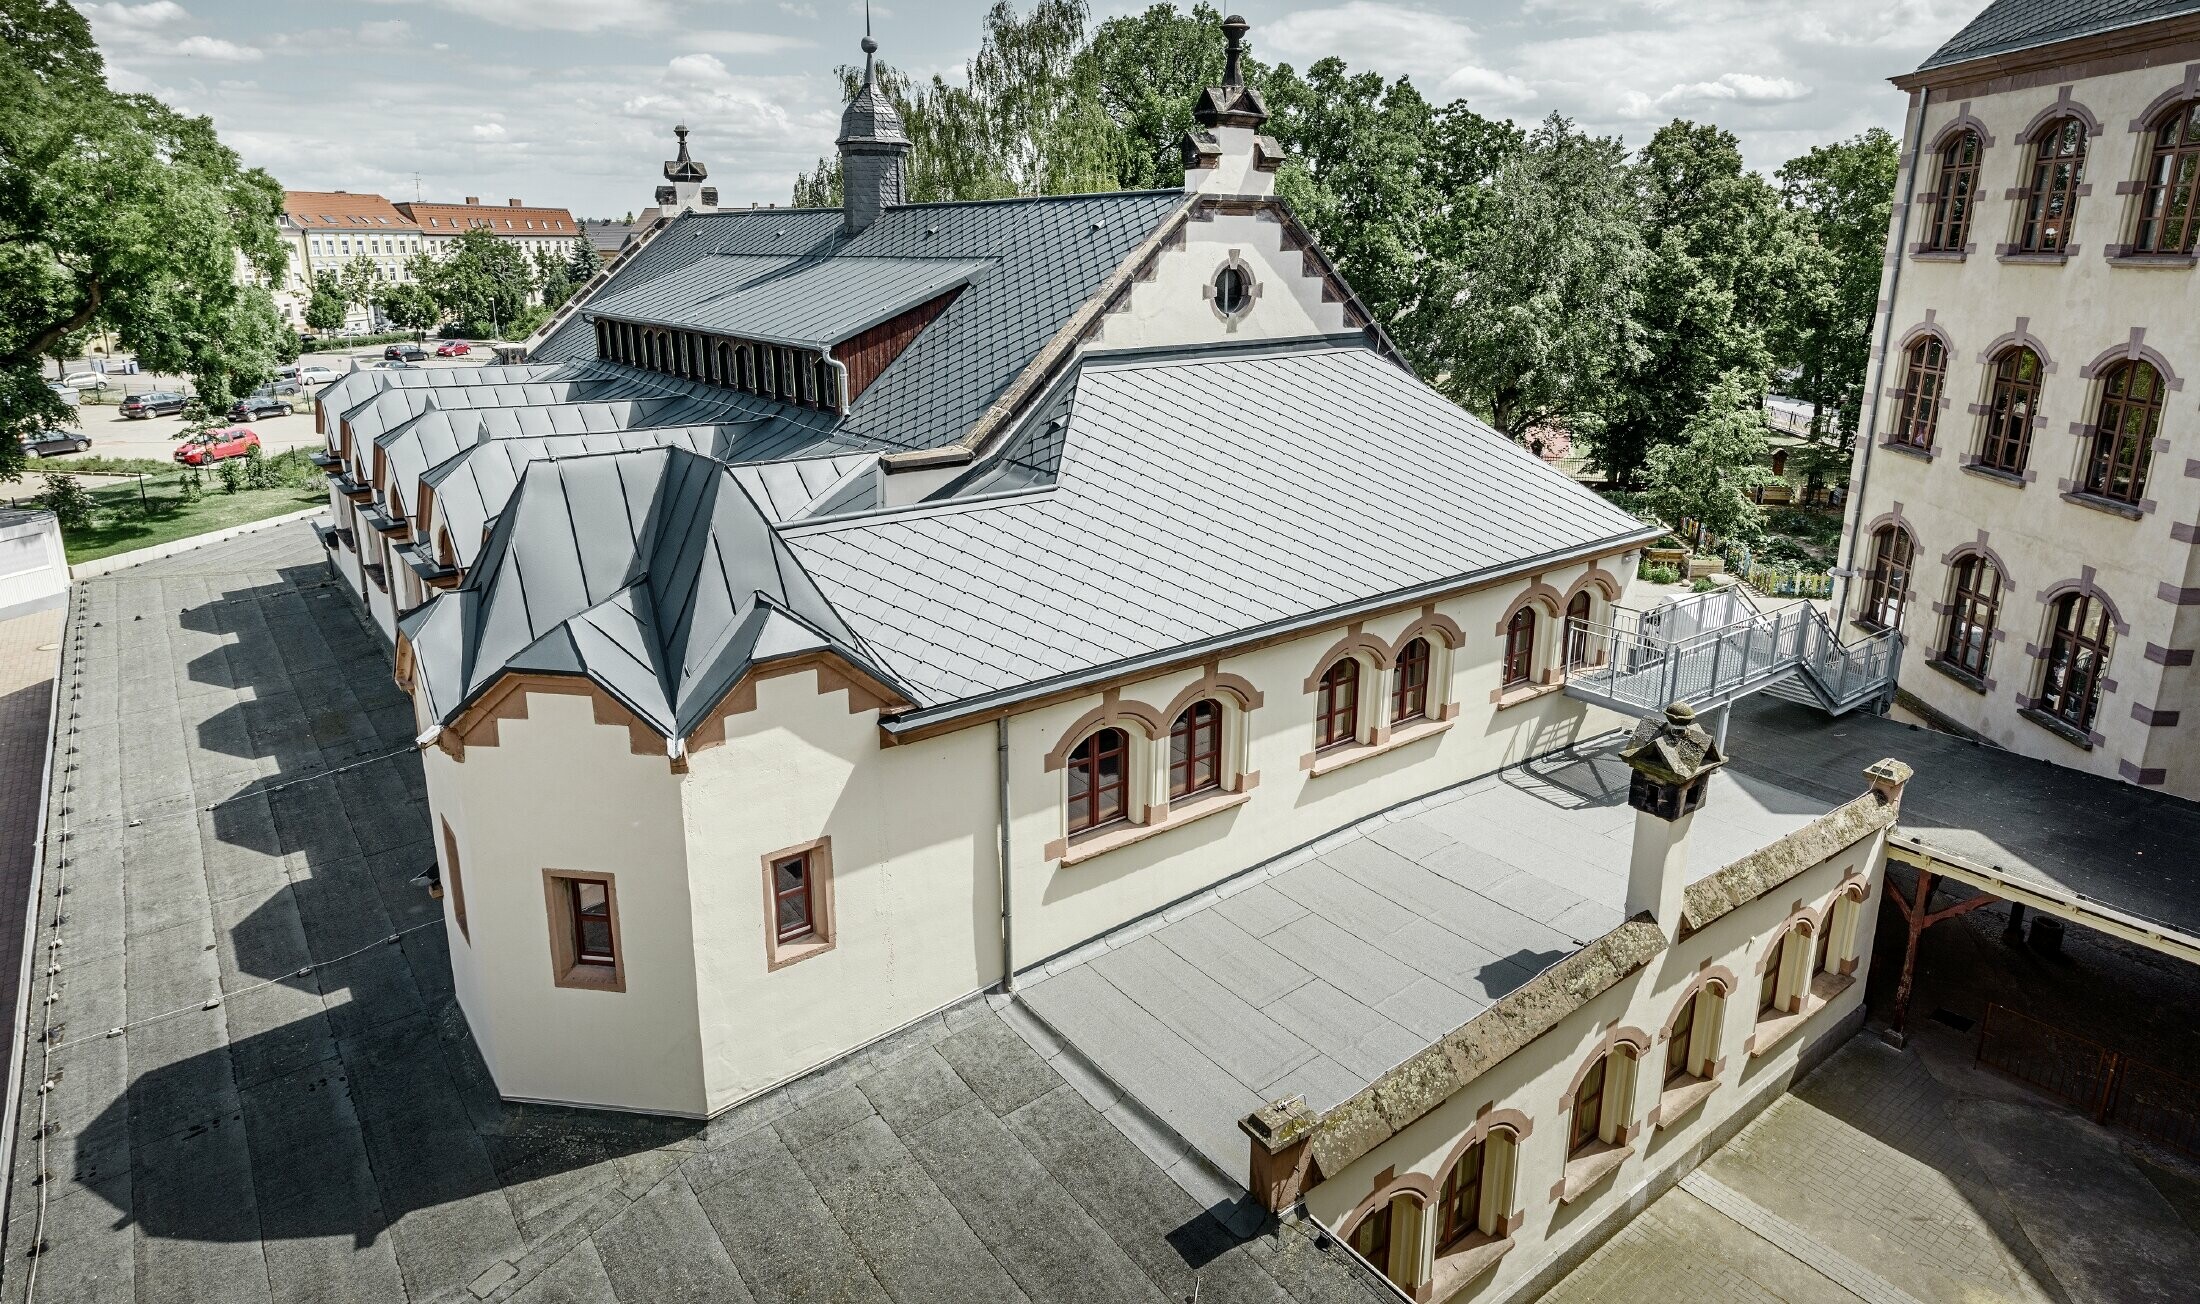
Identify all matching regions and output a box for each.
[1020,742,1833,1186]
[2,524,1391,1304]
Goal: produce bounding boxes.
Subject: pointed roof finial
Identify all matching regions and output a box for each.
[1192,14,1268,130]
[861,0,878,82]
[664,123,707,183]
[1221,13,1248,88]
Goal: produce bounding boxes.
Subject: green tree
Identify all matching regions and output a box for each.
[0,0,285,477]
[413,228,532,338]
[565,237,598,287]
[304,272,348,333]
[1080,2,1228,189]
[334,256,383,325]
[1595,121,1800,483]
[532,244,575,309]
[1641,371,1776,543]
[1776,128,1898,446]
[375,281,438,336]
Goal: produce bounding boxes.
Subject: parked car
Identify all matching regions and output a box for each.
[229,393,292,421]
[297,332,320,348]
[384,343,429,362]
[57,371,112,392]
[20,429,91,457]
[119,390,189,419]
[173,426,260,466]
[435,340,474,358]
[295,365,341,387]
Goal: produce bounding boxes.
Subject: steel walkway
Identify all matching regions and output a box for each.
[1564,585,1900,718]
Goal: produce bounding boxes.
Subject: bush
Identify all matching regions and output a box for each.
[1691,576,1721,593]
[34,474,95,529]
[1638,562,1681,585]
[216,455,246,493]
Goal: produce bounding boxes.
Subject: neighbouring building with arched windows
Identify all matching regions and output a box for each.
[1838,0,2200,797]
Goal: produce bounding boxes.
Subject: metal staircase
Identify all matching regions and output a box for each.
[1563,585,1900,718]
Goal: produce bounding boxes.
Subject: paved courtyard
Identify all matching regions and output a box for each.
[0,523,1391,1304]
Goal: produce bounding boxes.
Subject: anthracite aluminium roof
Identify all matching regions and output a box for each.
[583,253,991,350]
[1917,0,2200,70]
[409,339,1657,736]
[533,191,1191,453]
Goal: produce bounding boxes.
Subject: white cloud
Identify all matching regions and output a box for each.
[1655,71,1812,107]
[174,35,263,63]
[357,0,674,34]
[668,52,730,84]
[689,31,818,58]
[357,20,412,47]
[83,1,188,31]
[471,122,508,141]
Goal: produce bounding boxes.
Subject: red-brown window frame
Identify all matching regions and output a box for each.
[1759,933,1787,1013]
[1890,337,1946,449]
[1569,1054,1606,1154]
[1977,347,2041,473]
[1351,1200,1394,1280]
[771,849,816,943]
[2037,592,2114,732]
[2082,361,2165,505]
[568,877,616,967]
[1316,659,1360,751]
[1391,637,1431,724]
[1502,608,1536,688]
[1859,525,1914,632]
[1438,1139,1486,1249]
[1924,130,1982,251]
[1941,553,2002,680]
[1169,699,1224,800]
[1665,992,1697,1084]
[2017,118,2086,254]
[1564,591,1593,669]
[1066,727,1131,834]
[2134,101,2200,255]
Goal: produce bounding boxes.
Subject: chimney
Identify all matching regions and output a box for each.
[1618,702,1726,936]
[1182,15,1283,197]
[508,198,522,206]
[656,124,718,214]
[836,23,910,235]
[464,196,480,205]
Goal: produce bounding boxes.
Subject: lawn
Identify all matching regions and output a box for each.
[39,460,325,565]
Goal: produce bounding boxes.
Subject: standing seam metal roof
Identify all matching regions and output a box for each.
[582,254,990,349]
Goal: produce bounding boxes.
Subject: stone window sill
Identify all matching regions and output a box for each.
[1910,250,1967,263]
[1431,1232,1514,1296]
[2107,253,2197,270]
[1653,1075,1718,1131]
[1924,656,1989,695]
[1959,461,2027,488]
[1059,787,1253,866]
[1557,1140,1633,1204]
[554,960,624,993]
[1491,681,1564,712]
[1307,718,1452,777]
[2061,490,2144,520]
[1849,618,1895,638]
[1878,440,1935,462]
[1997,250,2070,265]
[2019,706,2095,751]
[1748,972,1853,1057]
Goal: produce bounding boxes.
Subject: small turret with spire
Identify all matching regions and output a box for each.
[1182,15,1284,197]
[837,9,910,236]
[655,124,718,212]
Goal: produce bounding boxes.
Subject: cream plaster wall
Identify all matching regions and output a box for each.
[1301,813,1889,1303]
[424,692,709,1115]
[1096,208,1354,352]
[1846,62,2200,793]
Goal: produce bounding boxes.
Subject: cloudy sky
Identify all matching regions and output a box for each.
[83,0,1983,220]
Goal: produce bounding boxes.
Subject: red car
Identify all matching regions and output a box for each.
[174,426,261,466]
[435,340,474,358]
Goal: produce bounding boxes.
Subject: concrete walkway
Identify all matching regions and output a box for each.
[1540,1026,2200,1303]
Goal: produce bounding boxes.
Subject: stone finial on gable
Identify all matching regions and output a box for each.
[1183,15,1284,198]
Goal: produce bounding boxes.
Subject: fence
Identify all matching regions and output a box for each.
[1716,541,1834,601]
[1975,1003,2200,1159]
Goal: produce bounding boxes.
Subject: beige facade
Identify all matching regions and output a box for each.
[1841,17,2200,795]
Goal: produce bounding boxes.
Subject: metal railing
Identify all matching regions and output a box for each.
[1564,585,1899,717]
[1976,1003,2200,1159]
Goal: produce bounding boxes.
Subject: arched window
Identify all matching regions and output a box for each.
[1977,347,2041,473]
[1066,728,1129,834]
[1941,553,2002,680]
[1924,130,1983,251]
[1570,1053,1607,1154]
[1759,927,1795,1015]
[1890,336,1946,449]
[1169,699,1223,800]
[1349,1196,1402,1284]
[1859,526,1914,631]
[2037,592,2115,732]
[2018,117,2087,254]
[1565,591,1593,669]
[1666,984,1725,1086]
[2082,361,2166,505]
[1438,1139,1485,1250]
[1391,637,1431,723]
[1502,608,1536,688]
[1315,659,1360,751]
[2134,101,2200,255]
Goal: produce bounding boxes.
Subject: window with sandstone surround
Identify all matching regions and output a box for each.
[2081,361,2165,505]
[1666,992,1698,1085]
[2017,118,2085,254]
[1940,553,2002,680]
[1347,1195,1406,1288]
[2134,101,2200,255]
[1315,659,1360,751]
[1169,699,1224,801]
[1889,337,1945,449]
[761,838,836,970]
[1977,347,2041,473]
[1564,591,1593,669]
[1924,130,1982,251]
[1066,727,1131,833]
[2036,592,2114,733]
[1438,1139,1485,1250]
[1391,637,1431,724]
[542,870,624,992]
[1858,525,1914,632]
[1502,608,1535,689]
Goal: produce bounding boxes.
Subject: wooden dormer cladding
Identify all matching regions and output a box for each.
[832,288,963,404]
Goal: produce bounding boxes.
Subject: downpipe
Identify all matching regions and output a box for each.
[996,716,1016,993]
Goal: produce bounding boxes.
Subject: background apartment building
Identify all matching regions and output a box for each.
[1839,0,2200,795]
[266,190,582,331]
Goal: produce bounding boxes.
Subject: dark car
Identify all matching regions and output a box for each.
[20,430,91,458]
[119,390,188,419]
[383,343,429,362]
[229,393,292,422]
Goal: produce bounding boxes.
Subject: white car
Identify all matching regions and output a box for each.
[57,371,112,392]
[295,365,341,386]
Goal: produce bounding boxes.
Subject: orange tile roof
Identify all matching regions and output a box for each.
[282,190,420,232]
[396,201,580,236]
